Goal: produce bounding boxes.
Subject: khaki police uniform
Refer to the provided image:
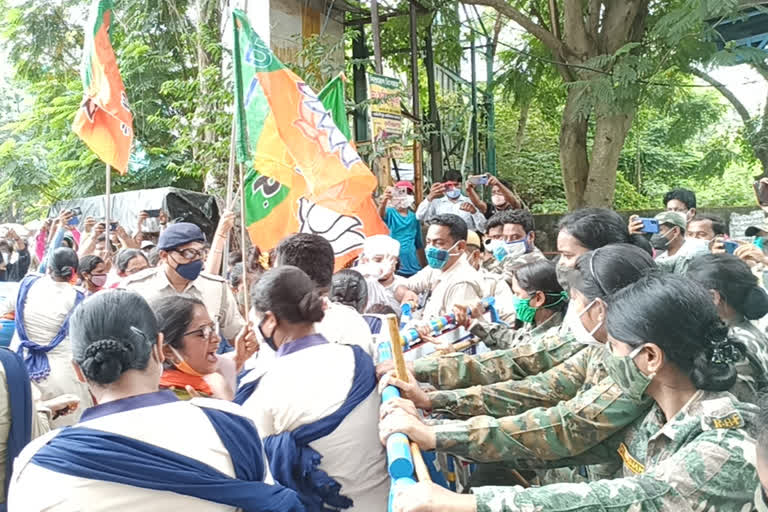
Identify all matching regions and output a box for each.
[122,267,244,341]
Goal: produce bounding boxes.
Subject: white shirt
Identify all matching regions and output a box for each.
[416,195,487,233]
[10,275,93,427]
[240,342,389,512]
[404,255,484,319]
[10,394,264,512]
[245,299,376,376]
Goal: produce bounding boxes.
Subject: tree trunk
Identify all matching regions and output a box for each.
[583,111,634,206]
[560,86,590,209]
[514,100,530,153]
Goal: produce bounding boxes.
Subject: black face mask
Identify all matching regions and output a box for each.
[650,229,677,251]
[258,318,278,352]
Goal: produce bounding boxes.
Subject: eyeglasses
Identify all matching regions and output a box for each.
[173,248,204,260]
[183,323,217,340]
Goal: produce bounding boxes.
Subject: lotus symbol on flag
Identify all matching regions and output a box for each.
[297,198,366,257]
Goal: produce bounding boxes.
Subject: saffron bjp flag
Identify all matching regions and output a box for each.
[72,0,133,174]
[233,9,387,269]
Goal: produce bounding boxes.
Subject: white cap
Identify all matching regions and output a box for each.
[140,240,156,250]
[362,235,400,258]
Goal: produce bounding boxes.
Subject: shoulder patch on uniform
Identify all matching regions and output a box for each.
[199,271,225,283]
[710,412,744,430]
[617,443,645,474]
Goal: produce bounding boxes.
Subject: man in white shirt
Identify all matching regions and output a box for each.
[355,234,404,312]
[272,233,375,356]
[416,170,487,233]
[396,214,484,320]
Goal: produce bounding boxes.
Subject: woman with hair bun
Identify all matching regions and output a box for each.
[11,247,92,426]
[236,266,389,511]
[686,253,768,403]
[390,273,759,512]
[9,290,303,512]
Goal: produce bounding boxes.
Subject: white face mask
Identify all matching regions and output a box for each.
[390,195,415,210]
[566,299,603,347]
[491,194,506,207]
[681,237,710,256]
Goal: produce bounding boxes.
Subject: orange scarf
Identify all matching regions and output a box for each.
[159,368,212,398]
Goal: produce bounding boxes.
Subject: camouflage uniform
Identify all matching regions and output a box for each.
[430,346,654,463]
[729,319,768,403]
[480,311,564,351]
[483,247,548,285]
[472,391,759,512]
[413,326,584,391]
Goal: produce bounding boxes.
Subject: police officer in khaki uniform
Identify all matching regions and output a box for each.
[122,223,244,341]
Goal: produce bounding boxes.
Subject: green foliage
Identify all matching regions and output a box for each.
[0,0,226,221]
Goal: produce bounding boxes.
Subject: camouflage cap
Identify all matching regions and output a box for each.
[655,211,686,230]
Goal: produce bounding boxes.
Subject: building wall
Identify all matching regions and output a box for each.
[266,0,345,67]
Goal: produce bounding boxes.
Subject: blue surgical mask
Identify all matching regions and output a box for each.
[493,239,528,262]
[174,260,203,281]
[445,188,461,200]
[756,237,765,250]
[425,242,459,270]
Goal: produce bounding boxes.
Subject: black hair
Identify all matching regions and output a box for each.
[663,188,697,210]
[688,214,728,237]
[686,253,768,321]
[229,251,243,267]
[607,273,738,392]
[513,260,567,313]
[429,214,468,244]
[330,269,369,314]
[558,208,652,256]
[251,266,325,324]
[443,170,462,183]
[115,249,148,273]
[51,247,78,280]
[275,234,334,290]
[229,262,245,289]
[70,290,157,385]
[78,255,104,279]
[500,209,535,233]
[568,244,657,301]
[153,295,205,350]
[496,177,511,189]
[486,213,505,232]
[366,303,398,317]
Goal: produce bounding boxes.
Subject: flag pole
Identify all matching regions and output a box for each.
[238,162,249,315]
[222,118,237,276]
[104,164,112,261]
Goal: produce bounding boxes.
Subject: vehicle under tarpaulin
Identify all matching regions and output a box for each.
[49,187,220,240]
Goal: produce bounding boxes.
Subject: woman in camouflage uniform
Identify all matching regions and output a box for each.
[687,253,768,403]
[387,273,759,512]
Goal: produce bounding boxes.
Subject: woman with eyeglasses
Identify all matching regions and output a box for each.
[389,273,758,512]
[154,295,256,400]
[9,290,304,511]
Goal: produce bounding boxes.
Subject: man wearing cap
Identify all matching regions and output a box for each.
[650,211,688,259]
[140,239,156,256]
[122,222,244,341]
[651,211,709,274]
[379,181,425,277]
[356,234,404,311]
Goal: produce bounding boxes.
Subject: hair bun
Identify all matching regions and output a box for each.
[690,325,741,392]
[742,286,768,320]
[80,338,134,384]
[297,290,325,323]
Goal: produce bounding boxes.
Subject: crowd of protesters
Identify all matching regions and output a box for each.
[0,174,767,512]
